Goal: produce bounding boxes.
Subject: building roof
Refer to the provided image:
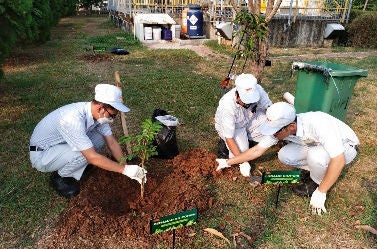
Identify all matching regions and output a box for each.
[134,13,176,25]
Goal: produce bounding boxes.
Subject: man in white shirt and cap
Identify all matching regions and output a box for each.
[216,102,359,215]
[29,84,145,198]
[215,73,272,177]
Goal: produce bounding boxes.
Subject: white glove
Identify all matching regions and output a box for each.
[215,159,230,171]
[310,188,327,215]
[239,162,251,177]
[122,165,147,184]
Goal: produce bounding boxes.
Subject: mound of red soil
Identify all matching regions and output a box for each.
[38,148,219,248]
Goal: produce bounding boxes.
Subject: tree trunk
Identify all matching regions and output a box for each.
[140,160,145,200]
[245,0,282,82]
[363,0,369,11]
[140,180,144,199]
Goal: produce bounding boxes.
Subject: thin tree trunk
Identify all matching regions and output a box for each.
[141,181,144,199]
[363,0,369,11]
[140,157,145,200]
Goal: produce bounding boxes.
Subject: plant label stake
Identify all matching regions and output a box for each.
[262,170,301,208]
[150,208,198,249]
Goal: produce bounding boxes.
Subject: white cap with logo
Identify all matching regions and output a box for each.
[235,73,260,104]
[94,84,130,112]
[259,102,296,135]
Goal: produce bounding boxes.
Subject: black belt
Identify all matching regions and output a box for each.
[30,146,44,151]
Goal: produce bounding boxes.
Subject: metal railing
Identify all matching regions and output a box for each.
[108,0,351,23]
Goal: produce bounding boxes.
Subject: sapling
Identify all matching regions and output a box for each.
[119,118,162,199]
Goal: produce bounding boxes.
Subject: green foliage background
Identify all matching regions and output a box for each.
[0,0,77,76]
[348,11,377,48]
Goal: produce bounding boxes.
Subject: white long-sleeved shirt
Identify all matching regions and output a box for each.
[30,102,112,151]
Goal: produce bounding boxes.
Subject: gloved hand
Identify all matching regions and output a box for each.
[310,188,327,215]
[239,162,251,177]
[122,165,147,184]
[215,159,230,171]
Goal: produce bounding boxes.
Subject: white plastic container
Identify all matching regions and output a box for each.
[144,27,153,40]
[153,27,162,40]
[171,25,181,39]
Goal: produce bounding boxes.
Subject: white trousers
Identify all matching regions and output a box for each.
[226,110,267,158]
[30,130,105,180]
[278,142,358,184]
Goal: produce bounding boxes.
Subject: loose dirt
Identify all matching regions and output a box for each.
[36,148,226,248]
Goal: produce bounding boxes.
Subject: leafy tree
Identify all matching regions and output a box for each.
[30,0,54,43]
[229,0,283,82]
[78,0,102,9]
[352,0,377,11]
[348,11,377,47]
[0,0,77,77]
[0,0,33,76]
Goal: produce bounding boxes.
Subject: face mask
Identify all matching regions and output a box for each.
[97,109,114,124]
[97,117,114,124]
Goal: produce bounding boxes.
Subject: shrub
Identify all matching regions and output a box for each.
[0,0,76,77]
[348,11,377,48]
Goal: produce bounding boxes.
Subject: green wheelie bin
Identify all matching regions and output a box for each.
[292,61,368,121]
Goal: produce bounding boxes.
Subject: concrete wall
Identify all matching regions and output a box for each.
[268,18,328,47]
[207,18,330,47]
[111,11,331,48]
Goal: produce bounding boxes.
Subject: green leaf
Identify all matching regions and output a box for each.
[120,118,162,168]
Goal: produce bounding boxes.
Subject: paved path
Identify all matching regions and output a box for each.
[143,39,225,59]
[144,39,377,61]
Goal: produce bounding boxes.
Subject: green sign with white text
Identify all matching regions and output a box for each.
[150,208,198,234]
[262,170,301,184]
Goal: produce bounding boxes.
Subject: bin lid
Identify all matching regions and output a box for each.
[293,61,368,77]
[324,23,345,39]
[188,4,201,9]
[155,115,179,126]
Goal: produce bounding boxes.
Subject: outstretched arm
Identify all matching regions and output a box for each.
[227,144,269,165]
[310,153,346,215]
[81,147,124,173]
[104,134,124,162]
[225,137,242,157]
[81,146,146,184]
[318,153,346,193]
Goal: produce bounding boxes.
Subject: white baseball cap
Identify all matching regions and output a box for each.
[259,102,296,135]
[235,73,260,104]
[94,84,130,112]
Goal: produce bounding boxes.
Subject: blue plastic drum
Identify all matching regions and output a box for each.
[187,5,203,37]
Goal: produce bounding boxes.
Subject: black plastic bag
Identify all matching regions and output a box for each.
[217,138,229,158]
[152,109,179,159]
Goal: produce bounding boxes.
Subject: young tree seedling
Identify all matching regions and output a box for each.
[119,118,162,199]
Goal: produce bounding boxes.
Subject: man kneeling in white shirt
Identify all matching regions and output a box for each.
[216,102,359,215]
[29,84,145,198]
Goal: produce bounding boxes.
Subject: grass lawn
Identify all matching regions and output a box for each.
[0,15,376,248]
